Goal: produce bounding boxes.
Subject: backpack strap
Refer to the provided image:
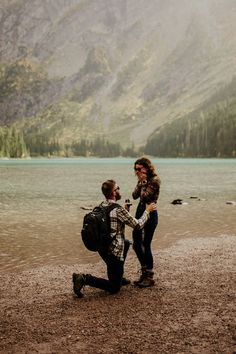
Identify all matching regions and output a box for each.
[98,202,120,213]
[107,203,120,213]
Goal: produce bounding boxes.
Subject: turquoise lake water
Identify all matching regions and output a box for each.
[0,158,235,273]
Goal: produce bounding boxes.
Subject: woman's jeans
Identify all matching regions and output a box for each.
[132,202,158,270]
[85,239,130,294]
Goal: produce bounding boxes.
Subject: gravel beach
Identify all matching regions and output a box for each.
[0,235,235,354]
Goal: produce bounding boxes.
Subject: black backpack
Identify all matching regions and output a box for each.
[81,203,119,252]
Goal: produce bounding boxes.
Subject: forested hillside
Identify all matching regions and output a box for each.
[144,78,236,157]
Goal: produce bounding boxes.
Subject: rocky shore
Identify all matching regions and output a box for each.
[0,235,235,354]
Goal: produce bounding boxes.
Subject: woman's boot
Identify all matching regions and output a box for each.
[133,266,147,285]
[137,269,155,288]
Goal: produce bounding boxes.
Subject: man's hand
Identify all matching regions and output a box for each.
[145,202,157,213]
[124,199,132,211]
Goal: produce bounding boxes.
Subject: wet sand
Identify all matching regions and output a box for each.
[0,235,235,354]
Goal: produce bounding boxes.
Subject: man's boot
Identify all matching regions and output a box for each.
[137,269,155,288]
[133,266,147,285]
[72,273,86,297]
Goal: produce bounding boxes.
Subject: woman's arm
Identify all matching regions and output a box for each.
[132,182,142,200]
[140,177,160,203]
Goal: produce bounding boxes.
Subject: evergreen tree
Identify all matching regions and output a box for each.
[0,126,29,157]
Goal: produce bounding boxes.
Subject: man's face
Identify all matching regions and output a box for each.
[113,184,121,201]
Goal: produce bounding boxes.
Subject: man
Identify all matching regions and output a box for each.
[72,179,157,298]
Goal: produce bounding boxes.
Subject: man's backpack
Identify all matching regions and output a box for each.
[81,203,119,252]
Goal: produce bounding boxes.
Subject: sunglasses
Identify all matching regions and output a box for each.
[114,186,120,191]
[134,167,142,172]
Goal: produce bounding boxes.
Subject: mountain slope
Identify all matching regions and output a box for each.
[0,0,236,148]
[144,77,236,157]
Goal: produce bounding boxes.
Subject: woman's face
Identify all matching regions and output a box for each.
[134,164,148,180]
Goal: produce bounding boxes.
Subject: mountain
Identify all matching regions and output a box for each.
[0,0,236,150]
[144,77,236,157]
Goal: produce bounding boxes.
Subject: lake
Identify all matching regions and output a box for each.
[0,157,235,273]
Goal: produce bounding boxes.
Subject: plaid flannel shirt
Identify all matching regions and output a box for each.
[101,200,150,261]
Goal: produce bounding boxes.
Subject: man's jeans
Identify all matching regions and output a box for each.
[85,240,130,294]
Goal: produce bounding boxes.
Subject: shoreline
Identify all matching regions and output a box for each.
[0,235,235,354]
[1,156,236,162]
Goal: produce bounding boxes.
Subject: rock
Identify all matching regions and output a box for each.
[171,199,183,205]
[81,206,93,210]
[226,201,236,205]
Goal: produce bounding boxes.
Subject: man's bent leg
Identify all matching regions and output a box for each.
[106,255,124,294]
[85,274,115,293]
[82,253,124,294]
[123,239,130,261]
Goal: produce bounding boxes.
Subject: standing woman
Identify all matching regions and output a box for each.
[132,156,161,287]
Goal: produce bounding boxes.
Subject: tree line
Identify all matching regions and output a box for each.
[0,128,138,158]
[0,126,28,158]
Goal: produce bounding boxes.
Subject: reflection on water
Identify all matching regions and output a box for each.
[0,158,236,273]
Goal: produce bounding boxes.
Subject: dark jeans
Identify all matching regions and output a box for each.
[85,240,130,294]
[132,202,158,270]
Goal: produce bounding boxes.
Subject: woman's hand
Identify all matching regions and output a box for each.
[138,172,147,182]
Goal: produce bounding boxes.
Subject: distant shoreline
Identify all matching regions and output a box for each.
[1,156,236,161]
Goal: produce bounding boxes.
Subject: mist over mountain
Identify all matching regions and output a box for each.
[0,0,236,153]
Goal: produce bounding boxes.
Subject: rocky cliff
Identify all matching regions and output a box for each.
[0,0,236,147]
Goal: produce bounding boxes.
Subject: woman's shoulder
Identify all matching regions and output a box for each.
[149,175,161,186]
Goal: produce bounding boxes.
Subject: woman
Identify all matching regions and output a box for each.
[132,156,161,288]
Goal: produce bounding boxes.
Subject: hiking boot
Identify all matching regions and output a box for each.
[133,266,147,286]
[137,277,155,288]
[121,277,131,286]
[72,273,86,298]
[137,269,155,288]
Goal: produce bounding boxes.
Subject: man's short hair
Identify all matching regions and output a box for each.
[101,179,116,199]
